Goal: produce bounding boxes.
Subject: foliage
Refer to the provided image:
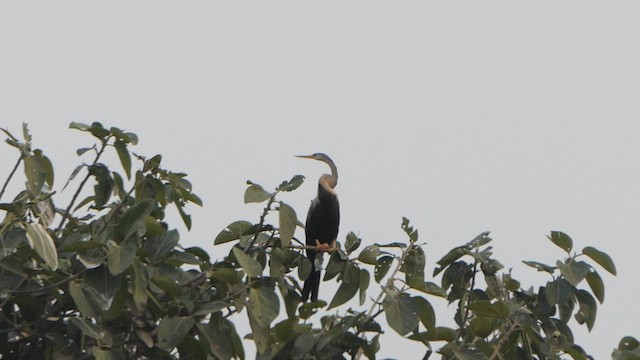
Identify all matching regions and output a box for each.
[0,122,634,360]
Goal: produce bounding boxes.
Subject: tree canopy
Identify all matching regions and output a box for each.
[0,123,636,359]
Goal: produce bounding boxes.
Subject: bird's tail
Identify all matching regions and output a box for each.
[302,268,321,302]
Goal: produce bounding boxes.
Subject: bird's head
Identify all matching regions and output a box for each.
[296,153,338,189]
[295,153,332,163]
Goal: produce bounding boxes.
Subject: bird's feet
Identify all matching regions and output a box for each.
[315,240,337,253]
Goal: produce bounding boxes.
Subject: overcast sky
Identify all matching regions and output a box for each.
[2,2,639,359]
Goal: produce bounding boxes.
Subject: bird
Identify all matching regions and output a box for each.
[296,153,340,302]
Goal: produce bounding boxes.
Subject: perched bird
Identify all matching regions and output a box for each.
[296,153,340,302]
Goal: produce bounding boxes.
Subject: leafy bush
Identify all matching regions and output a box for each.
[0,123,634,359]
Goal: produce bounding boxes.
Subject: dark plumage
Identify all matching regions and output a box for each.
[296,153,340,302]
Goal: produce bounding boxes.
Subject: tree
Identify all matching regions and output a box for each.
[0,122,635,359]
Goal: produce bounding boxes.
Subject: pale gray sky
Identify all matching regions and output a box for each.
[2,2,639,359]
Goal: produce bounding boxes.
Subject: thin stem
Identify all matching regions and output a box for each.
[222,280,258,302]
[0,155,23,202]
[355,241,416,359]
[95,176,140,236]
[56,139,109,233]
[12,269,86,294]
[456,258,479,342]
[246,195,276,252]
[489,319,520,360]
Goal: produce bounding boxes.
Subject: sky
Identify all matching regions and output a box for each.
[2,2,639,359]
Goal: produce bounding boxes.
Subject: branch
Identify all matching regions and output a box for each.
[0,155,23,202]
[488,318,520,360]
[355,241,417,359]
[456,257,479,342]
[94,176,140,236]
[12,269,86,295]
[56,139,109,232]
[246,195,276,251]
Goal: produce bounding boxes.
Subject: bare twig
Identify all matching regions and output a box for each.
[56,139,109,232]
[0,155,23,202]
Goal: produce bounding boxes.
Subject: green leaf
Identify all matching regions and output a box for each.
[176,203,192,230]
[413,296,436,332]
[328,264,360,309]
[144,229,179,262]
[418,281,448,298]
[88,163,114,208]
[24,222,58,270]
[244,183,272,204]
[114,140,132,179]
[278,202,297,248]
[24,153,47,197]
[401,217,418,242]
[247,287,280,328]
[0,228,26,260]
[151,276,181,297]
[618,336,640,351]
[36,150,54,187]
[292,332,319,358]
[586,268,605,303]
[69,317,105,340]
[548,231,573,253]
[453,348,491,360]
[197,321,235,360]
[210,268,244,284]
[63,164,85,191]
[232,247,263,278]
[434,246,466,276]
[469,317,496,338]
[374,255,393,283]
[359,269,370,306]
[277,175,305,192]
[184,246,210,263]
[546,279,574,306]
[77,147,94,156]
[574,289,597,331]
[132,259,148,311]
[358,245,380,265]
[125,132,138,145]
[382,294,419,336]
[467,300,509,318]
[299,300,327,320]
[61,240,103,252]
[88,122,110,139]
[106,238,137,275]
[194,301,229,316]
[92,347,126,360]
[323,252,346,281]
[157,316,195,351]
[345,232,361,254]
[557,260,590,286]
[69,121,91,131]
[522,260,556,274]
[247,308,270,355]
[116,198,155,239]
[298,256,312,281]
[214,220,253,245]
[69,280,110,318]
[582,246,617,275]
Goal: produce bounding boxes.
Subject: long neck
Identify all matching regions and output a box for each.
[326,158,338,188]
[318,159,338,194]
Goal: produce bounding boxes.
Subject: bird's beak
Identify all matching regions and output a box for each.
[295,155,314,159]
